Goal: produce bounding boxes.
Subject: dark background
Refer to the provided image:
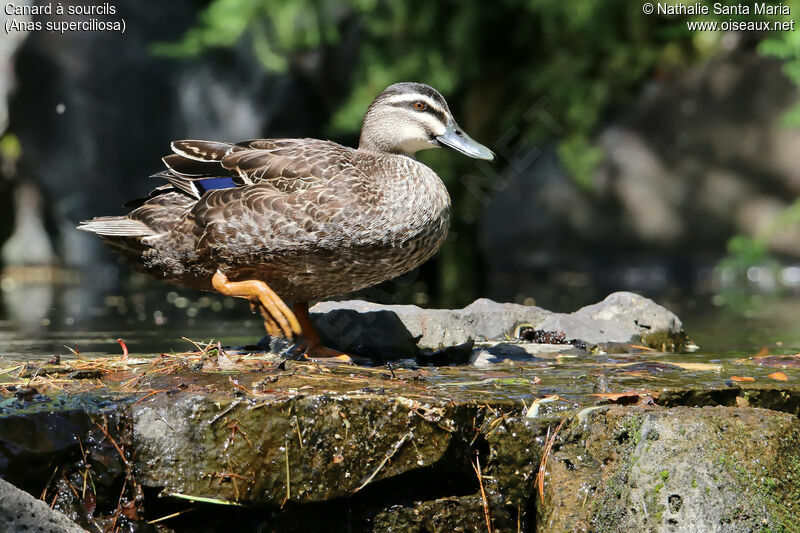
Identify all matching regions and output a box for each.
[1,0,799,340]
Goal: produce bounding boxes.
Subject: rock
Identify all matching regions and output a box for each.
[3,356,800,531]
[132,392,472,504]
[0,477,87,533]
[311,291,685,359]
[539,291,685,351]
[311,297,551,358]
[470,342,586,367]
[0,395,101,489]
[541,406,800,531]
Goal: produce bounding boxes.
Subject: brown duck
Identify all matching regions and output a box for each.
[79,82,494,360]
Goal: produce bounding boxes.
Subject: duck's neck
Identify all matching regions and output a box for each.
[358,137,415,158]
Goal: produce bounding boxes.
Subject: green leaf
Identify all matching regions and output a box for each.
[557,136,605,190]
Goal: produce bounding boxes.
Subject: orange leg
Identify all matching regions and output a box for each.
[293,301,354,363]
[211,270,301,339]
[248,301,280,338]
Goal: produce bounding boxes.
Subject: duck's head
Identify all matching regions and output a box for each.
[359,82,494,161]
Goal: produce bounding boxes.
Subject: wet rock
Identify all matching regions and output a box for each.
[481,416,546,530]
[538,291,685,351]
[416,340,475,366]
[0,396,101,490]
[0,477,87,533]
[471,342,586,366]
[131,392,473,504]
[5,351,800,531]
[311,291,685,358]
[370,495,513,532]
[541,405,800,531]
[483,416,543,499]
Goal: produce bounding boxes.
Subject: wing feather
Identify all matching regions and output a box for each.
[171,140,234,161]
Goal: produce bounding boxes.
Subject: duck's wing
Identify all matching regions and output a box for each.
[157,139,374,254]
[157,138,356,201]
[167,139,374,257]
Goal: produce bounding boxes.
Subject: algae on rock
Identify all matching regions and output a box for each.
[540,405,800,532]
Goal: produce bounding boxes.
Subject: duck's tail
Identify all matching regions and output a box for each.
[77,216,156,237]
[76,215,162,275]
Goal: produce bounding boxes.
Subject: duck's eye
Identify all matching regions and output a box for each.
[413,101,427,111]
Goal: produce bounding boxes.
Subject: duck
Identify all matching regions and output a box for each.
[78,82,494,360]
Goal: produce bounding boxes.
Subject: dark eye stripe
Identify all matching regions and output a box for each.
[423,105,448,125]
[388,101,448,125]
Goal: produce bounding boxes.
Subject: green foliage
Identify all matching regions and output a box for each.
[758,0,800,125]
[715,199,800,308]
[151,0,350,70]
[718,199,800,269]
[722,235,770,272]
[774,197,800,227]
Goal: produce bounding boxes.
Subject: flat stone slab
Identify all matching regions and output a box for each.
[310,291,685,359]
[132,391,470,504]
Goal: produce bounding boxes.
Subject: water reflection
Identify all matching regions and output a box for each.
[1,265,800,362]
[0,267,262,360]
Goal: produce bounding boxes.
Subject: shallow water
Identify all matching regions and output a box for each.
[2,273,799,380]
[0,275,271,359]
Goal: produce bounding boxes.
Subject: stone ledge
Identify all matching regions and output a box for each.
[311,291,686,359]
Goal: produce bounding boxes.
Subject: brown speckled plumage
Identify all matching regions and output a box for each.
[79,82,493,304]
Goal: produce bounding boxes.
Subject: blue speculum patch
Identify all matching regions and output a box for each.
[196,177,238,194]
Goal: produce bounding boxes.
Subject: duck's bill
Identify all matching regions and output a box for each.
[436,122,495,161]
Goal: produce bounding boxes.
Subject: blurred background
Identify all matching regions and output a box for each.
[1,0,800,357]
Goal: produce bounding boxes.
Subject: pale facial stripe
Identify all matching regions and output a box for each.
[382,94,450,130]
[382,93,444,109]
[400,110,447,137]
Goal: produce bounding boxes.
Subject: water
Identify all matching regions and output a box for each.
[0,272,269,359]
[2,268,799,372]
[681,298,800,357]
